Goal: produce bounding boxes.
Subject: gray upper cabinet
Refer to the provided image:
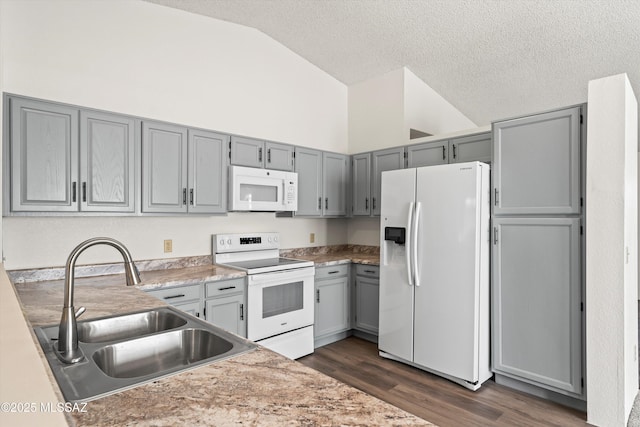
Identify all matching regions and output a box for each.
[9,96,137,214]
[80,110,136,212]
[230,135,263,168]
[492,217,582,395]
[449,133,491,164]
[142,121,188,213]
[294,147,323,216]
[493,107,581,215]
[265,141,294,171]
[10,98,79,212]
[188,129,228,214]
[351,153,371,216]
[230,136,294,171]
[143,122,228,214]
[407,140,448,168]
[322,152,348,216]
[371,147,405,216]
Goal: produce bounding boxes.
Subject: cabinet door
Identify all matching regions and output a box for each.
[142,121,188,213]
[493,107,581,215]
[205,294,246,337]
[265,141,294,171]
[351,153,371,216]
[492,217,582,395]
[355,276,379,334]
[174,300,203,319]
[406,140,448,168]
[315,277,349,338]
[322,152,348,216]
[10,98,79,212]
[188,129,228,214]
[294,147,323,216]
[80,111,136,212]
[371,147,405,216]
[230,136,264,168]
[449,133,491,164]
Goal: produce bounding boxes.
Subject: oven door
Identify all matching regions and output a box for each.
[246,267,314,341]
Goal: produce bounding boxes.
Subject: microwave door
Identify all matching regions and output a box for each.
[235,176,281,211]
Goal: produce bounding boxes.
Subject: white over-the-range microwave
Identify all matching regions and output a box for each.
[228,165,298,212]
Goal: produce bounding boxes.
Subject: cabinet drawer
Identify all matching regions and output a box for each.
[147,284,201,304]
[355,264,379,278]
[205,278,245,298]
[315,264,349,280]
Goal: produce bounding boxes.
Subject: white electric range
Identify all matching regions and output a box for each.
[213,232,315,359]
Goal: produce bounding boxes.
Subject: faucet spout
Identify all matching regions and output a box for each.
[56,237,141,364]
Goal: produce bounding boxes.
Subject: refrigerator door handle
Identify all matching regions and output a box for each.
[413,201,422,286]
[406,202,414,286]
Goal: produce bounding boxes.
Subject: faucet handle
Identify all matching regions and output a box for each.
[75,306,86,319]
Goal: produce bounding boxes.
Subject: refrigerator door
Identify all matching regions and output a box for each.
[413,162,483,382]
[379,168,416,362]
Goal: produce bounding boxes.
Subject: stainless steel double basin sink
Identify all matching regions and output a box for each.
[34,306,256,402]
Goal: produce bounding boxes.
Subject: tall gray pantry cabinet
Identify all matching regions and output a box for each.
[491,106,585,403]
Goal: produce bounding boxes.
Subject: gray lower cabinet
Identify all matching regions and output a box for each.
[354,265,379,335]
[492,217,583,396]
[143,121,228,214]
[204,278,246,338]
[146,283,203,319]
[314,265,350,346]
[351,153,371,216]
[492,107,581,215]
[8,96,137,213]
[230,136,293,171]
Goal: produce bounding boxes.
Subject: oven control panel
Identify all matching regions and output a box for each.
[213,232,280,253]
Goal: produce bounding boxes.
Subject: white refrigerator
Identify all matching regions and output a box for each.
[378,161,491,391]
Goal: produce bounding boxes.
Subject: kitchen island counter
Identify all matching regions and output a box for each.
[12,272,432,427]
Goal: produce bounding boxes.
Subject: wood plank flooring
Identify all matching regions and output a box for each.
[298,337,588,427]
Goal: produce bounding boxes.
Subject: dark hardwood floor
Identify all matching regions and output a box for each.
[298,337,587,427]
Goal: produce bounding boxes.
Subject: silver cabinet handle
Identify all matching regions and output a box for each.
[240,303,244,320]
[373,197,376,211]
[72,182,77,203]
[452,144,457,159]
[325,197,328,210]
[318,197,322,210]
[164,294,185,300]
[218,286,236,291]
[82,182,87,202]
[494,188,499,206]
[182,188,187,205]
[258,147,263,162]
[442,146,446,160]
[190,188,194,205]
[494,227,498,245]
[365,198,369,210]
[267,148,271,163]
[316,289,320,303]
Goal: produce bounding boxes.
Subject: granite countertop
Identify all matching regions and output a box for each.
[281,246,380,267]
[13,260,433,426]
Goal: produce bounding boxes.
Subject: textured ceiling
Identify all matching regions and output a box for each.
[146,0,640,126]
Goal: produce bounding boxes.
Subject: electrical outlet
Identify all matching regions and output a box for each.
[309,233,315,243]
[164,239,173,253]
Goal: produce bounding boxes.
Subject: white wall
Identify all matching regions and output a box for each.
[586,73,638,427]
[348,69,405,154]
[404,68,476,137]
[1,0,349,269]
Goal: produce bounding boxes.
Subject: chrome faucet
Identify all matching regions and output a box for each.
[55,237,141,364]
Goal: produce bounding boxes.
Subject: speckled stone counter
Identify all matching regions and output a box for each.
[281,245,380,267]
[12,266,433,427]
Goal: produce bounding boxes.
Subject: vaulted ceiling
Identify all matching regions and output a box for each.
[146,0,640,126]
